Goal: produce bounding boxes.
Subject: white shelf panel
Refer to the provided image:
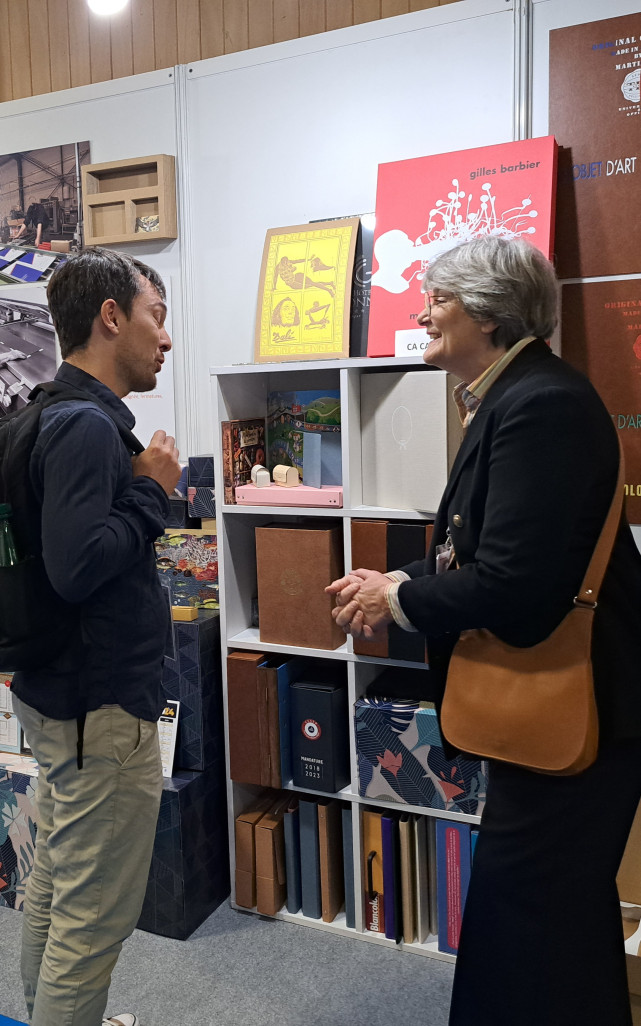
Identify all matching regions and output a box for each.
[275,781,481,825]
[231,902,456,962]
[222,504,435,520]
[351,652,431,671]
[403,938,456,963]
[281,780,354,800]
[227,627,349,660]
[210,354,430,376]
[349,505,436,520]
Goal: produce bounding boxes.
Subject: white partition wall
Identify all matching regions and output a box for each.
[183,0,516,453]
[0,0,631,455]
[0,69,186,443]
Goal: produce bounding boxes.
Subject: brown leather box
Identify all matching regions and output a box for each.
[255,522,344,650]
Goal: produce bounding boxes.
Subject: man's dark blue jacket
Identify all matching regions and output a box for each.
[12,362,170,722]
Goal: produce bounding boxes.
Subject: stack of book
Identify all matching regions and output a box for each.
[227,652,349,792]
[234,791,355,926]
[234,792,479,953]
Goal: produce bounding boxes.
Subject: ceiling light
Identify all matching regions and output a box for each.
[87,0,130,14]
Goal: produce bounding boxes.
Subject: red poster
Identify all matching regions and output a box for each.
[561,280,641,524]
[367,137,558,358]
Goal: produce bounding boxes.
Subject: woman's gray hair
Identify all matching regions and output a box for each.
[423,235,559,349]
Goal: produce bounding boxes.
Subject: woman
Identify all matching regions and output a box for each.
[327,236,641,1026]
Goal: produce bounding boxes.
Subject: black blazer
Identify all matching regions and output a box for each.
[396,339,641,745]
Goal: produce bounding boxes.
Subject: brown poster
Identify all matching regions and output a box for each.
[561,280,641,523]
[549,15,641,278]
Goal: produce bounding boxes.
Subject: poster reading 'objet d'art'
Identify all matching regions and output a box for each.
[549,13,641,279]
[254,218,360,363]
[366,136,558,358]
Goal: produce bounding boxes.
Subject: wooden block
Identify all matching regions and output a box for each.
[171,605,198,621]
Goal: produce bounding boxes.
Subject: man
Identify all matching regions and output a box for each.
[11,247,181,1026]
[14,203,51,248]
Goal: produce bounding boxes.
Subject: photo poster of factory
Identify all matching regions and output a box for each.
[0,276,175,445]
[366,136,558,358]
[549,13,641,279]
[0,284,56,416]
[0,140,91,254]
[0,140,91,412]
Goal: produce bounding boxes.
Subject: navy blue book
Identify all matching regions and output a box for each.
[382,813,401,942]
[283,798,302,913]
[298,797,321,919]
[342,805,355,929]
[289,678,349,793]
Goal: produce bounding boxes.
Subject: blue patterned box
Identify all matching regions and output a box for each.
[137,763,230,940]
[188,454,215,488]
[0,761,38,912]
[162,610,222,772]
[355,696,487,816]
[187,486,216,519]
[0,758,229,942]
[165,498,201,529]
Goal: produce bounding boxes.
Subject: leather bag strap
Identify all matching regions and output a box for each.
[575,436,625,607]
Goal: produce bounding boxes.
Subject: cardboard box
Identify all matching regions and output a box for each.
[50,239,70,253]
[162,609,222,772]
[255,522,344,650]
[137,763,230,940]
[360,370,462,513]
[355,696,487,816]
[351,519,433,661]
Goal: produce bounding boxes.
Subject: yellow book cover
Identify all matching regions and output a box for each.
[254,218,359,363]
[362,809,385,933]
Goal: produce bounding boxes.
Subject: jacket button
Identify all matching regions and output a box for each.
[452,514,463,527]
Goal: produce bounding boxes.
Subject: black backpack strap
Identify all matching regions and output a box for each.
[30,381,145,455]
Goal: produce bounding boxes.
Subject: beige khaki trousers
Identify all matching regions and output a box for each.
[13,698,162,1026]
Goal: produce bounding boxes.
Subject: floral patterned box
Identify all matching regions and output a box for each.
[0,760,38,912]
[355,696,487,816]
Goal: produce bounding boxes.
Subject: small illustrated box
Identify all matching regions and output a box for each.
[137,763,230,940]
[255,523,344,650]
[266,390,341,488]
[156,529,218,609]
[355,696,487,816]
[290,679,350,793]
[162,609,222,772]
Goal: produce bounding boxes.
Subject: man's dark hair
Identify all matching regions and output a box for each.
[47,246,166,359]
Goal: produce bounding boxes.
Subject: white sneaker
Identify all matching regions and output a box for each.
[103,1015,140,1026]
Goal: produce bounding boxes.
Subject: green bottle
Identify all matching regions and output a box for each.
[0,503,20,566]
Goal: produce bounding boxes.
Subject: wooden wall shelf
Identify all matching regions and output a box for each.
[81,154,177,246]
